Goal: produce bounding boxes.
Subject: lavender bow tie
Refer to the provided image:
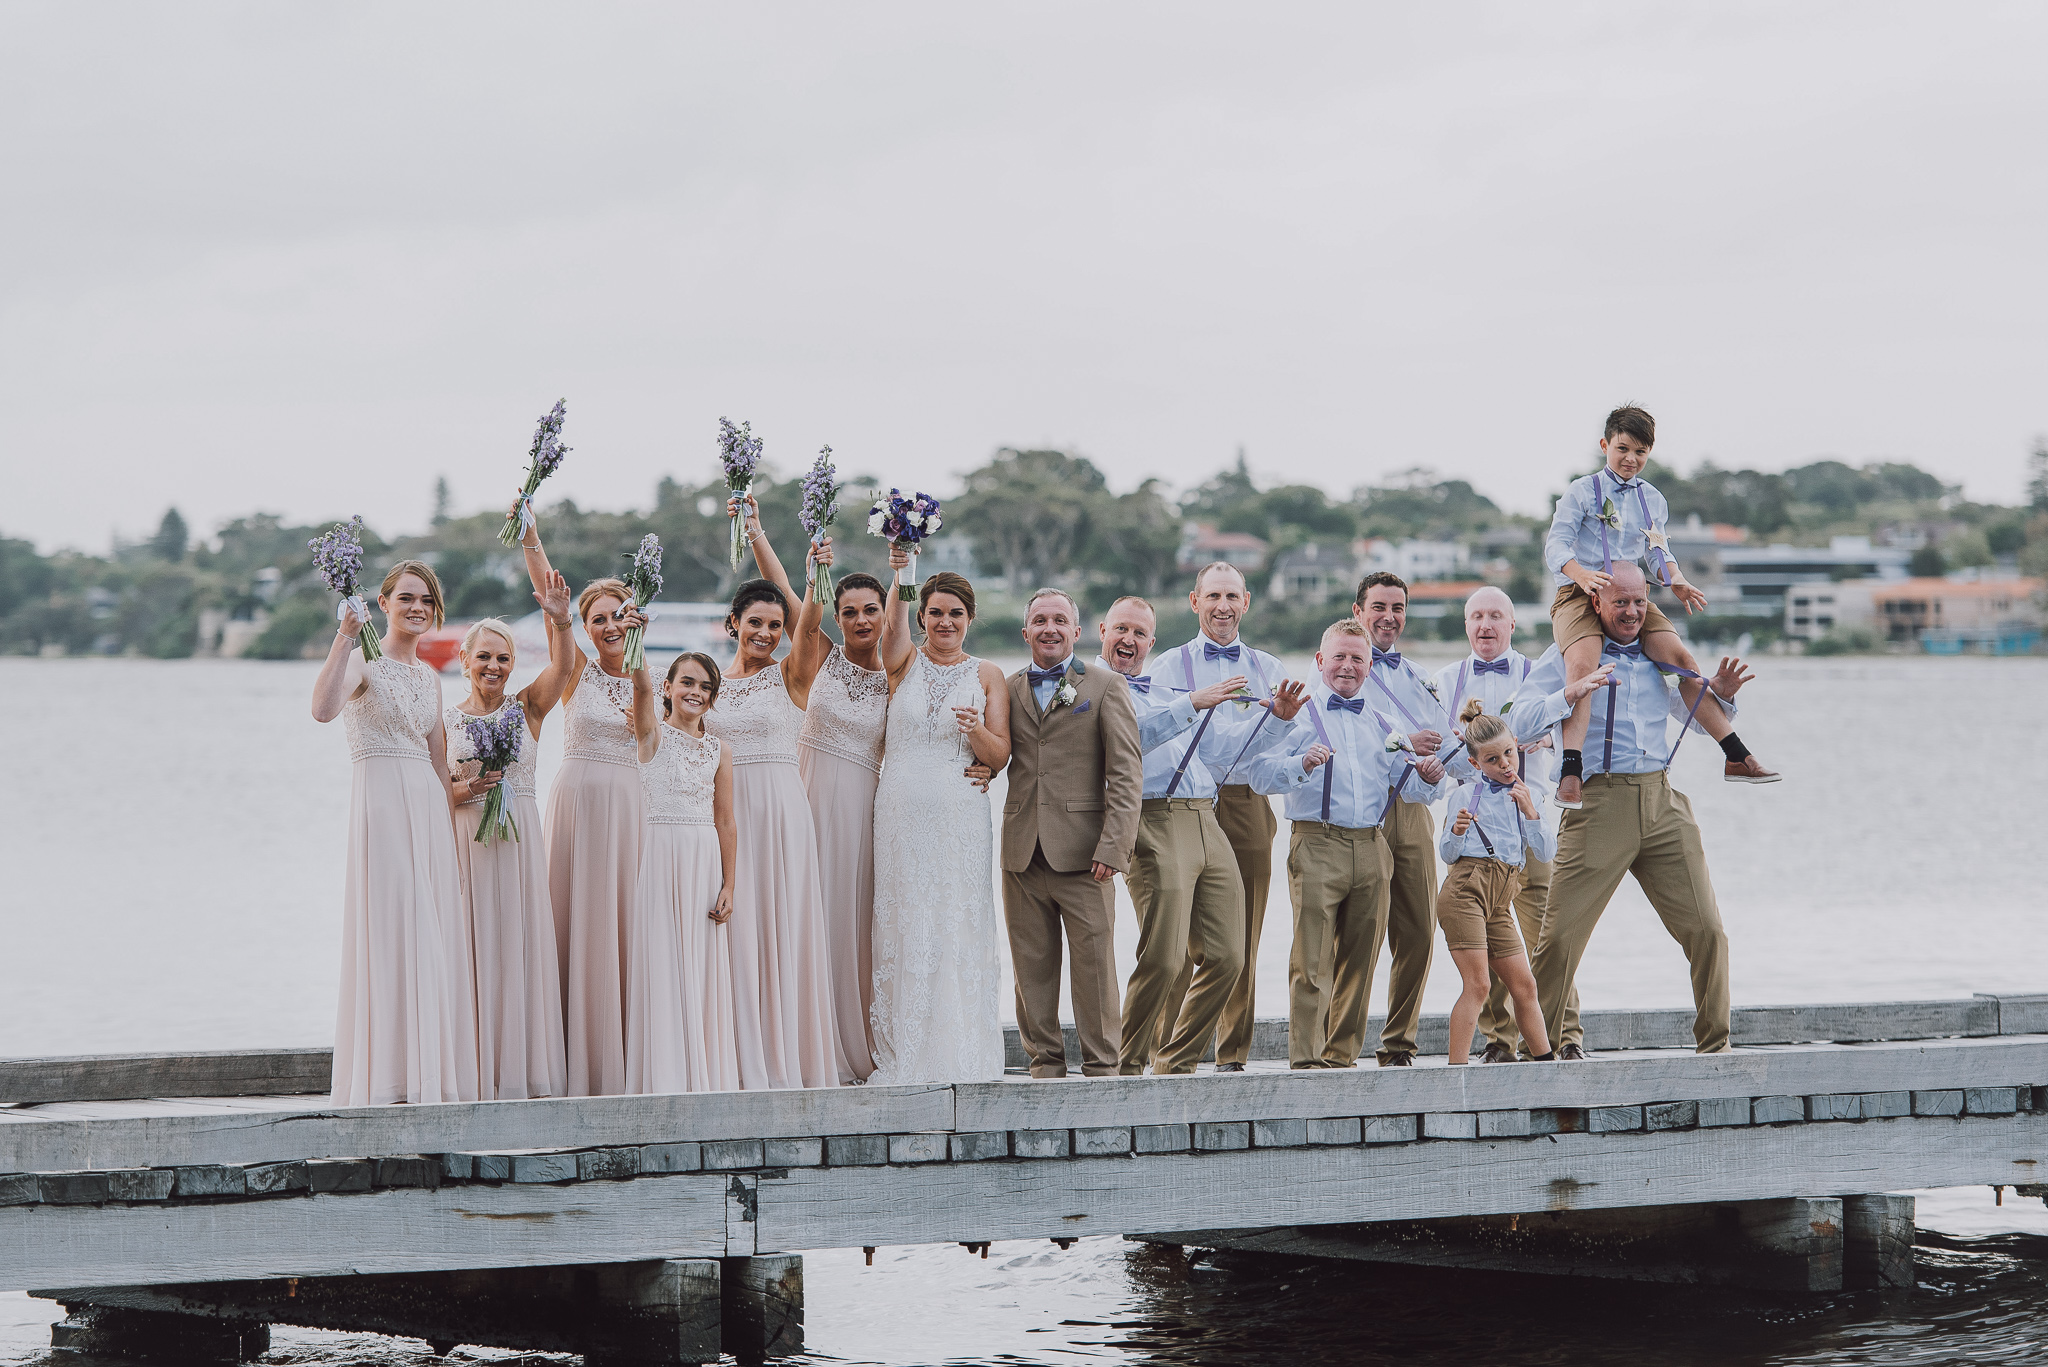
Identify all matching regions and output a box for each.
[1125,675,1151,694]
[1204,641,1241,663]
[1372,647,1401,669]
[1326,694,1365,714]
[1473,658,1510,675]
[1603,640,1643,660]
[1029,667,1066,687]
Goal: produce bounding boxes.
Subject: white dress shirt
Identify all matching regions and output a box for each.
[1508,641,1735,776]
[1156,633,1291,786]
[1437,774,1558,868]
[1249,688,1445,827]
[1108,658,1292,802]
[1434,648,1552,788]
[1544,469,1673,587]
[1368,642,1473,784]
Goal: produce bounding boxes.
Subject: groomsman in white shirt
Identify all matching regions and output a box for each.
[1096,596,1308,1073]
[1433,586,1578,1061]
[1348,571,1458,1066]
[1249,619,1446,1068]
[1155,563,1291,1072]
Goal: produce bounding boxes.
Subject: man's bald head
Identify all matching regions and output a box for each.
[1593,562,1649,644]
[1463,585,1516,661]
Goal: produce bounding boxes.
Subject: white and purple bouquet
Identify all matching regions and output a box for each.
[460,704,525,846]
[308,515,381,661]
[499,399,570,548]
[867,488,943,602]
[799,446,840,606]
[718,417,764,571]
[620,533,664,671]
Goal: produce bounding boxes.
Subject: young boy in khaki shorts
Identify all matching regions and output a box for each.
[1542,405,1779,806]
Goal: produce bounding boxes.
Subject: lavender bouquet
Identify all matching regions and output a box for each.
[460,704,525,845]
[719,417,763,571]
[866,488,943,602]
[799,446,840,605]
[499,399,570,548]
[620,533,664,671]
[308,515,381,661]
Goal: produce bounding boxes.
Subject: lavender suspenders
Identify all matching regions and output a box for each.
[1598,648,1714,773]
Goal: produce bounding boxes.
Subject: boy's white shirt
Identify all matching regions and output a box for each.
[1543,469,1673,589]
[1437,772,1557,868]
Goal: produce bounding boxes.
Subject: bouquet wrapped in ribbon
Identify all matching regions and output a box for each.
[620,533,664,671]
[866,488,943,602]
[308,515,381,661]
[460,704,526,845]
[719,417,763,570]
[498,399,570,548]
[799,446,840,605]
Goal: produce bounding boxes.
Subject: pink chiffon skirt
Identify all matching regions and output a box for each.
[545,756,643,1097]
[727,758,841,1090]
[626,823,740,1094]
[454,789,568,1100]
[799,745,879,1082]
[332,755,479,1107]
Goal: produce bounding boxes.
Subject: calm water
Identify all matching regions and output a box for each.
[4,653,2048,1365]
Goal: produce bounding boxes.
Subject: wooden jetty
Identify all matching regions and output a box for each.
[5,992,2047,1363]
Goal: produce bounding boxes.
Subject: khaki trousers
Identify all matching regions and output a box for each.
[1284,822,1389,1068]
[1532,772,1731,1054]
[1168,783,1277,1067]
[1478,856,1582,1054]
[1119,800,1245,1074]
[1352,795,1437,1062]
[1003,846,1122,1077]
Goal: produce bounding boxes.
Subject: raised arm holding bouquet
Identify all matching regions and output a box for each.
[620,534,665,672]
[799,446,839,606]
[309,516,382,661]
[499,399,570,548]
[719,417,764,572]
[867,488,942,601]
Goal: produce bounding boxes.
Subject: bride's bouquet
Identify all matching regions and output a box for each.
[719,417,764,571]
[620,533,664,671]
[498,399,570,548]
[799,446,840,606]
[459,704,525,845]
[308,515,381,661]
[867,488,943,602]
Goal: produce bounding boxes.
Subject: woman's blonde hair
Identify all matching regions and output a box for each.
[1459,696,1511,752]
[379,560,446,629]
[459,618,516,673]
[578,577,630,622]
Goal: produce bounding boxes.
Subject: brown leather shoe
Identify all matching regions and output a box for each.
[1556,1043,1589,1061]
[1724,755,1782,784]
[1478,1042,1517,1064]
[1555,773,1583,808]
[1378,1051,1415,1067]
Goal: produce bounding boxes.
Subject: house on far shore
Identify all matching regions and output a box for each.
[1177,523,1269,575]
[1784,575,2043,654]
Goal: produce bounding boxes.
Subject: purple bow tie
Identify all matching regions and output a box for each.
[1125,675,1151,694]
[1473,657,1510,675]
[1204,641,1241,663]
[1029,667,1066,687]
[1372,647,1401,669]
[1326,694,1365,714]
[1603,640,1643,660]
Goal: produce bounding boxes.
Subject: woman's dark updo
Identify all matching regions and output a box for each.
[833,571,888,613]
[918,571,977,621]
[661,652,722,716]
[726,578,790,639]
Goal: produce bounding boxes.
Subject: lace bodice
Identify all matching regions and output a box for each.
[446,701,538,799]
[641,725,720,825]
[705,661,804,767]
[798,645,889,774]
[884,651,984,770]
[342,657,440,762]
[563,661,636,767]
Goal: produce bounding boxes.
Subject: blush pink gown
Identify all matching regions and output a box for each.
[705,661,842,1090]
[626,724,740,1094]
[448,700,567,1101]
[545,662,643,1097]
[332,657,479,1107]
[797,645,888,1083]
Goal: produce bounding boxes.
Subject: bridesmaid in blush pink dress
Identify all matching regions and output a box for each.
[705,495,842,1089]
[625,650,741,1093]
[445,572,576,1100]
[311,560,478,1107]
[517,511,645,1097]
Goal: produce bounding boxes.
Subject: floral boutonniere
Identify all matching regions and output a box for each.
[1421,676,1442,703]
[1596,496,1623,532]
[1385,731,1415,755]
[1051,675,1080,712]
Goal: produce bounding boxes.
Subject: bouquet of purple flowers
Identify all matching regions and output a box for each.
[867,489,943,602]
[799,446,840,605]
[498,399,570,548]
[308,515,381,661]
[621,533,664,671]
[719,417,763,571]
[460,704,525,845]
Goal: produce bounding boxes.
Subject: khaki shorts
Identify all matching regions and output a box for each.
[1435,857,1527,959]
[1550,583,1675,652]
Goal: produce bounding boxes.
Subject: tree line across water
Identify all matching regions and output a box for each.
[3,441,2045,658]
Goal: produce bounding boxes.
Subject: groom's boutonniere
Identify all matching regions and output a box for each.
[1051,675,1080,712]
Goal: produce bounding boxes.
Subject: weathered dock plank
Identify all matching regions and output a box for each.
[0,1050,333,1106]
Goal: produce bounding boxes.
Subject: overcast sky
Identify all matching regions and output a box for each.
[5,2,2044,554]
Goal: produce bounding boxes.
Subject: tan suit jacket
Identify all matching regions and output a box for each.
[1000,659,1143,875]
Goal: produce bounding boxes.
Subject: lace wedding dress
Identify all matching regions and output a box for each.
[868,650,1005,1084]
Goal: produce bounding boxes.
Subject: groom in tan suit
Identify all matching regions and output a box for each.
[1001,588,1144,1077]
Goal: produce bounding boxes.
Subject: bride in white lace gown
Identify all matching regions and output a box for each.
[868,559,1013,1085]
